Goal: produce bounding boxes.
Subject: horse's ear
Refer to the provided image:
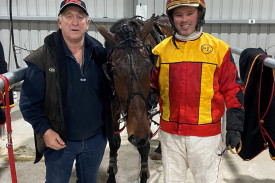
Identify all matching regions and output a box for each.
[91,20,116,46]
[140,14,155,42]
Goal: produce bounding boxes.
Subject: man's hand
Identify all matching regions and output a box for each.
[43,129,66,150]
[226,130,241,149]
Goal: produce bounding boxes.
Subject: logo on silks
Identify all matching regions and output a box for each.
[201,44,213,54]
[65,0,81,5]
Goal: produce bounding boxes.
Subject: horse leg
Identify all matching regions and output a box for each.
[107,133,121,183]
[137,142,150,183]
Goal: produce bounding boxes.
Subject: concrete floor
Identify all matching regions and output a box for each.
[0,97,275,183]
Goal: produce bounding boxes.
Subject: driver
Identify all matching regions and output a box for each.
[151,0,245,182]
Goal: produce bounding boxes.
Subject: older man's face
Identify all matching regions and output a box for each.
[58,6,90,43]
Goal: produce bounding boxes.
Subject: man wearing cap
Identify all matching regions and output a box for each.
[151,0,244,182]
[20,0,113,182]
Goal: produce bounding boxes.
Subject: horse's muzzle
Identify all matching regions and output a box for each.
[128,133,152,147]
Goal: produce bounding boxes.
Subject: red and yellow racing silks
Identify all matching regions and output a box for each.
[152,33,243,137]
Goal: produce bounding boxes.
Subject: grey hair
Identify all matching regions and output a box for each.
[58,14,90,23]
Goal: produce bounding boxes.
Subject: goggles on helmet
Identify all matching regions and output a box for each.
[166,0,206,12]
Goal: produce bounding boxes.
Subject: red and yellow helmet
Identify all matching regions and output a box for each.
[166,0,206,11]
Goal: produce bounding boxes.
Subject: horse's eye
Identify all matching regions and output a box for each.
[110,67,114,73]
[111,67,117,76]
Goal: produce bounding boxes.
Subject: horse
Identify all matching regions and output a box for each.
[94,14,172,183]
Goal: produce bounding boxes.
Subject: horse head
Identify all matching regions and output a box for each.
[95,15,156,147]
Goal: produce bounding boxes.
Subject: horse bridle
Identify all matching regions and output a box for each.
[104,24,160,135]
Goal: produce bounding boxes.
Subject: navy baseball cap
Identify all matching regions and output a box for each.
[59,0,88,16]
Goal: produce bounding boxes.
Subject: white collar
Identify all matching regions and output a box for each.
[175,27,203,41]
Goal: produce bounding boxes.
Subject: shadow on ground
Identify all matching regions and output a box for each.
[223,176,275,183]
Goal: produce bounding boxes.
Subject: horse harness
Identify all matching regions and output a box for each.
[103,19,164,135]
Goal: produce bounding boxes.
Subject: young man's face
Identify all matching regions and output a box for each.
[173,6,199,36]
[58,6,90,43]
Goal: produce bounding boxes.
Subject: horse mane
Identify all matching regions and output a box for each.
[110,18,143,39]
[154,13,167,20]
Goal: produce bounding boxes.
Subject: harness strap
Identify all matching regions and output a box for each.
[148,109,160,137]
[152,23,166,43]
[114,124,126,134]
[0,74,17,183]
[151,119,159,138]
[102,63,112,82]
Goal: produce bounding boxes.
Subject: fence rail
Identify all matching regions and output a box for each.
[231,46,275,69]
[1,46,275,90]
[0,67,27,90]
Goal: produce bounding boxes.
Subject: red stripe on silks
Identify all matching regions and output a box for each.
[151,67,160,91]
[0,74,17,183]
[211,67,224,123]
[160,118,221,137]
[169,62,201,124]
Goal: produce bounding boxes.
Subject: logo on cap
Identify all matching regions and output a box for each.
[59,0,88,15]
[65,0,81,5]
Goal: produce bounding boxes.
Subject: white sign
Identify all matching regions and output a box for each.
[248,19,256,24]
[136,4,147,18]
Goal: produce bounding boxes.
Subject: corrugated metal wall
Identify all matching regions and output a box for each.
[1,0,275,71]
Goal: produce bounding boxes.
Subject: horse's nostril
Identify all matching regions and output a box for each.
[138,139,147,147]
[128,135,150,147]
[128,135,140,146]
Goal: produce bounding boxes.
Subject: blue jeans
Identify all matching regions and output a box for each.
[44,130,107,183]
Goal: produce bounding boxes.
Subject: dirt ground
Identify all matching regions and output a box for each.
[1,96,275,183]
